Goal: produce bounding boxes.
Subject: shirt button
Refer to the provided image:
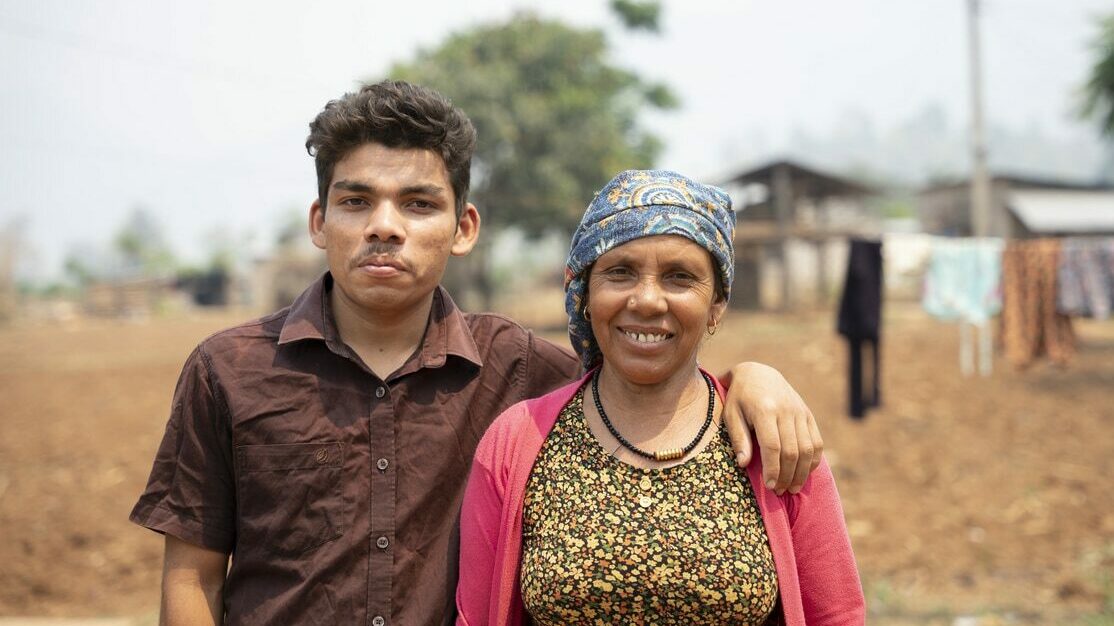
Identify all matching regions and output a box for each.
[376,536,390,550]
[372,616,386,626]
[376,458,389,471]
[375,386,387,399]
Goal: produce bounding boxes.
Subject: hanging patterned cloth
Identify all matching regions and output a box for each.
[1000,239,1076,368]
[922,237,1004,376]
[1057,237,1114,320]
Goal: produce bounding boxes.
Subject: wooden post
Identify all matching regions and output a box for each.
[773,164,793,310]
[967,0,992,237]
[816,198,829,306]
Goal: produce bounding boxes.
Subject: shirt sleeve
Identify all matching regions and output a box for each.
[129,345,236,553]
[522,334,581,402]
[788,459,866,624]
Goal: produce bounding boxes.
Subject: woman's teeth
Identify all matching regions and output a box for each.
[624,330,669,344]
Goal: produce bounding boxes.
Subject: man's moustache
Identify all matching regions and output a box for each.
[355,242,403,259]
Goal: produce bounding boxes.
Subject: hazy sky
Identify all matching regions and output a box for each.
[1,0,1110,280]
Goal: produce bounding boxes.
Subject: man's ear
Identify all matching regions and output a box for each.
[309,199,326,250]
[451,203,481,257]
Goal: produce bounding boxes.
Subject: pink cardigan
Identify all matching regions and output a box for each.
[456,372,865,626]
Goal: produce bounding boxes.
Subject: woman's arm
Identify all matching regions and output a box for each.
[720,362,824,495]
[788,459,866,624]
[456,427,510,625]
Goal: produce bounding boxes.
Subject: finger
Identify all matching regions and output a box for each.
[751,407,783,492]
[788,410,814,494]
[806,407,824,473]
[773,412,799,495]
[722,397,754,468]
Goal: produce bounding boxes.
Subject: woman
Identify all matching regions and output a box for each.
[456,170,864,625]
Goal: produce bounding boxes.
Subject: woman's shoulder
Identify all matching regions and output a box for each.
[474,375,591,464]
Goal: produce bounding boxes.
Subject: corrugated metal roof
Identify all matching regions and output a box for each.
[918,173,1114,195]
[1008,190,1114,234]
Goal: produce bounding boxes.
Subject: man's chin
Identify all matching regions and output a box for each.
[344,281,438,314]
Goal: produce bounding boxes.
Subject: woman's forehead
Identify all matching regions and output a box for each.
[596,234,714,264]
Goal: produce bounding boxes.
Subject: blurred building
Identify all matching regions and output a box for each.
[721,160,879,310]
[83,276,189,318]
[251,235,327,312]
[917,174,1114,238]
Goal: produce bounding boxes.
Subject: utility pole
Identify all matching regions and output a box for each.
[967,0,993,237]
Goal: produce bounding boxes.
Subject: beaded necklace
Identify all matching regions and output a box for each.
[591,369,715,462]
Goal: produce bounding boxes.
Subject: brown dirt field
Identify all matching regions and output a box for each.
[1,302,1112,623]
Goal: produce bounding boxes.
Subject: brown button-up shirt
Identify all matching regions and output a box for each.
[131,274,579,625]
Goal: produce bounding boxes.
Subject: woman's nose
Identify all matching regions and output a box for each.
[628,277,667,313]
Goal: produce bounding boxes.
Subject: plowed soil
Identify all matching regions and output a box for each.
[1,301,1111,623]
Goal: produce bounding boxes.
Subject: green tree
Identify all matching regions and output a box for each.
[1083,14,1114,138]
[390,11,676,306]
[113,207,176,276]
[610,0,662,33]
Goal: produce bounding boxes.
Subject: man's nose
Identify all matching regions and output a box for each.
[363,202,405,242]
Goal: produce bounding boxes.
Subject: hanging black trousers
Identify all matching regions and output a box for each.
[847,336,881,419]
[837,238,884,419]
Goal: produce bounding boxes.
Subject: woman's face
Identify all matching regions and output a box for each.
[587,235,727,386]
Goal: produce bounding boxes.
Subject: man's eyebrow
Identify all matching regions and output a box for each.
[399,183,447,197]
[330,181,446,197]
[331,179,375,193]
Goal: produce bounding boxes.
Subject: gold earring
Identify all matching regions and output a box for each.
[583,309,592,321]
[707,319,718,336]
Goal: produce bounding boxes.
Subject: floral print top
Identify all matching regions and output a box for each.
[520,388,780,625]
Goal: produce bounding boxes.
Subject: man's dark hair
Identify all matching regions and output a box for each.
[306,79,477,213]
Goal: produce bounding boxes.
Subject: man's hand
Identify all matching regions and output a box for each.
[720,361,823,495]
[161,535,229,626]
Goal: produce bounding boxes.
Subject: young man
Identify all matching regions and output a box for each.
[131,80,824,625]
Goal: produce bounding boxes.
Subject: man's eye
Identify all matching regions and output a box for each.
[341,197,367,206]
[408,200,435,210]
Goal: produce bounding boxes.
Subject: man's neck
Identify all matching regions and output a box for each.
[329,287,436,379]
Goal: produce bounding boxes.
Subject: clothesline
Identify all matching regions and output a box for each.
[921,236,1114,372]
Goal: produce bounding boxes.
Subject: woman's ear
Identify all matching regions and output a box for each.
[709,293,728,329]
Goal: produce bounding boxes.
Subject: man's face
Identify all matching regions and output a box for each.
[309,142,479,318]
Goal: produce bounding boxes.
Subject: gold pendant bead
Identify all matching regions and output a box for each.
[654,448,683,462]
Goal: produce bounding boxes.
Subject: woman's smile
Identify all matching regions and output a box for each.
[618,327,674,345]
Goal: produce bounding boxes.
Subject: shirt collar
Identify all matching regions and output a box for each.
[277,273,483,371]
[277,272,335,347]
[407,285,483,373]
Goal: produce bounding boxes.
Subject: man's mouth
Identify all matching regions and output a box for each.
[357,256,404,271]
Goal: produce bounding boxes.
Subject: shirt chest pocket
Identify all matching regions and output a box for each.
[234,442,348,557]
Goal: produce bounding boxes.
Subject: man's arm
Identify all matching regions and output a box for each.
[721,362,824,495]
[160,535,229,626]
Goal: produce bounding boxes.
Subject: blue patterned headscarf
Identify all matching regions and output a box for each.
[564,169,737,369]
